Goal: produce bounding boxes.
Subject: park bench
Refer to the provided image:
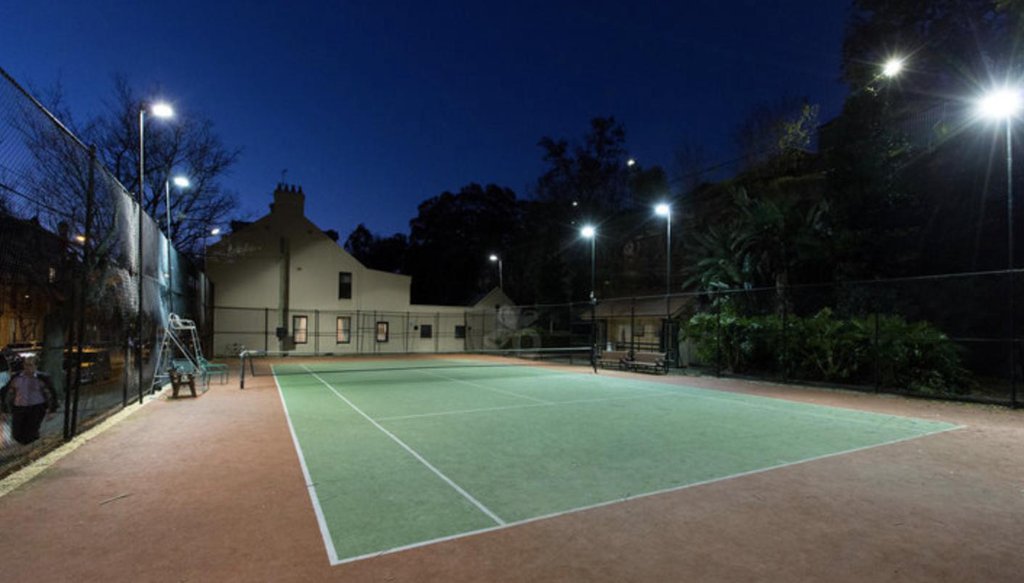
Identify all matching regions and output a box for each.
[597,350,630,370]
[629,351,668,375]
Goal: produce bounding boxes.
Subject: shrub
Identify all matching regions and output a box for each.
[682,307,971,394]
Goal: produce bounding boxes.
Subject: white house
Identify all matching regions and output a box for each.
[206,184,513,356]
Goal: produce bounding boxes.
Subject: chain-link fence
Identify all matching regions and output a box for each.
[0,67,211,476]
[216,268,1020,406]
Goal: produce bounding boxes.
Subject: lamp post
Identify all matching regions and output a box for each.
[164,175,190,314]
[977,86,1022,407]
[489,254,503,289]
[656,202,673,361]
[137,101,173,403]
[581,225,597,370]
[581,225,596,301]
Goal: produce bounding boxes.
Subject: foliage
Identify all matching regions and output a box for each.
[683,306,971,395]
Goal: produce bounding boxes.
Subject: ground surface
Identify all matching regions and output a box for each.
[0,358,1021,582]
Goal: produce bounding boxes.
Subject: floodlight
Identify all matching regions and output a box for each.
[151,102,174,118]
[882,58,904,78]
[655,203,670,216]
[581,225,596,238]
[977,88,1023,120]
[172,175,190,188]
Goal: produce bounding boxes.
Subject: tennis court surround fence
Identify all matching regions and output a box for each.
[0,67,211,476]
[217,267,1021,407]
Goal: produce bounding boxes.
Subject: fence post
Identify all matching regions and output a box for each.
[264,308,269,352]
[715,294,722,377]
[780,294,788,381]
[314,309,319,355]
[874,311,881,393]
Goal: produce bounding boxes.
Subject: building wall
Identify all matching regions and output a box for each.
[207,185,505,356]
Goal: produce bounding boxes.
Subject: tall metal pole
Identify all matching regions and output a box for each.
[498,258,504,290]
[1008,118,1017,408]
[137,109,145,405]
[590,235,597,372]
[165,178,173,316]
[665,211,672,360]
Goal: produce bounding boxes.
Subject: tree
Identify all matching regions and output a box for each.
[344,224,408,274]
[86,77,241,258]
[406,184,519,305]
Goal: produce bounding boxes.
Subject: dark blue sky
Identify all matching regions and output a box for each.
[2,0,851,238]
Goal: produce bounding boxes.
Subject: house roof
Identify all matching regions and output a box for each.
[592,296,693,319]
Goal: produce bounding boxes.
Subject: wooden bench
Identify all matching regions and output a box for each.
[597,350,630,370]
[629,351,668,374]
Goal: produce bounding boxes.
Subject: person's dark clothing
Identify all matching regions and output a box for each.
[1,370,58,445]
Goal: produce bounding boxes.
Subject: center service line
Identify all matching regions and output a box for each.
[301,365,506,526]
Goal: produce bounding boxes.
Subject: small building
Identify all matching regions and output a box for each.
[593,295,694,362]
[206,184,513,356]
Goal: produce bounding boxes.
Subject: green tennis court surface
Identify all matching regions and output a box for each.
[274,359,959,564]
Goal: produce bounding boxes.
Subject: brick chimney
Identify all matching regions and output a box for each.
[270,183,305,217]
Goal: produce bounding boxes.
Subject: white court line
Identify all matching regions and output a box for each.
[417,368,553,404]
[327,423,964,566]
[300,365,506,526]
[376,391,677,422]
[272,371,340,565]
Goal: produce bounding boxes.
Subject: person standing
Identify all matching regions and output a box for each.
[0,355,59,445]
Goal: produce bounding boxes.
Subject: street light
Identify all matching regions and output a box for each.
[136,100,174,404]
[489,254,503,289]
[204,227,221,270]
[976,85,1022,406]
[164,174,190,314]
[655,202,673,361]
[581,225,598,370]
[882,58,904,79]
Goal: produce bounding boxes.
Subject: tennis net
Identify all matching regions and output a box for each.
[238,347,595,388]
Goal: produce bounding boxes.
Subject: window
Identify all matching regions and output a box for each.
[633,324,645,337]
[336,317,351,344]
[454,325,466,339]
[376,321,389,342]
[338,272,352,299]
[293,315,308,344]
[420,324,432,339]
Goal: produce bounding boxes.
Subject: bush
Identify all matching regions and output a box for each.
[682,306,971,395]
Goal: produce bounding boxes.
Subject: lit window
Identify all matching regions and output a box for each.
[336,317,351,344]
[293,315,308,344]
[376,321,389,343]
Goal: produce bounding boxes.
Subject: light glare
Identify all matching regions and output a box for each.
[882,58,904,78]
[172,175,190,188]
[581,225,596,238]
[489,254,498,262]
[151,102,174,118]
[655,203,670,217]
[210,227,221,236]
[977,88,1023,120]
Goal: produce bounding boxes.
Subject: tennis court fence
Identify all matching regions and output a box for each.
[0,67,211,476]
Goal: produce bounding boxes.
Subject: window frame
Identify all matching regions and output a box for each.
[336,316,351,344]
[338,271,353,300]
[293,315,308,344]
[420,324,433,339]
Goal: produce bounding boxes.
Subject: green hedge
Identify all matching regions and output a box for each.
[683,305,972,395]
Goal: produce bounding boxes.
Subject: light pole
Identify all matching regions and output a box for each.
[581,225,596,301]
[977,86,1022,407]
[165,175,190,314]
[489,254,503,289]
[137,101,173,403]
[656,202,673,361]
[581,225,597,370]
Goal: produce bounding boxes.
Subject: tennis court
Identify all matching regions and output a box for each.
[269,355,960,565]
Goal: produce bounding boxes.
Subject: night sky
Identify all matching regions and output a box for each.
[1,1,850,239]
